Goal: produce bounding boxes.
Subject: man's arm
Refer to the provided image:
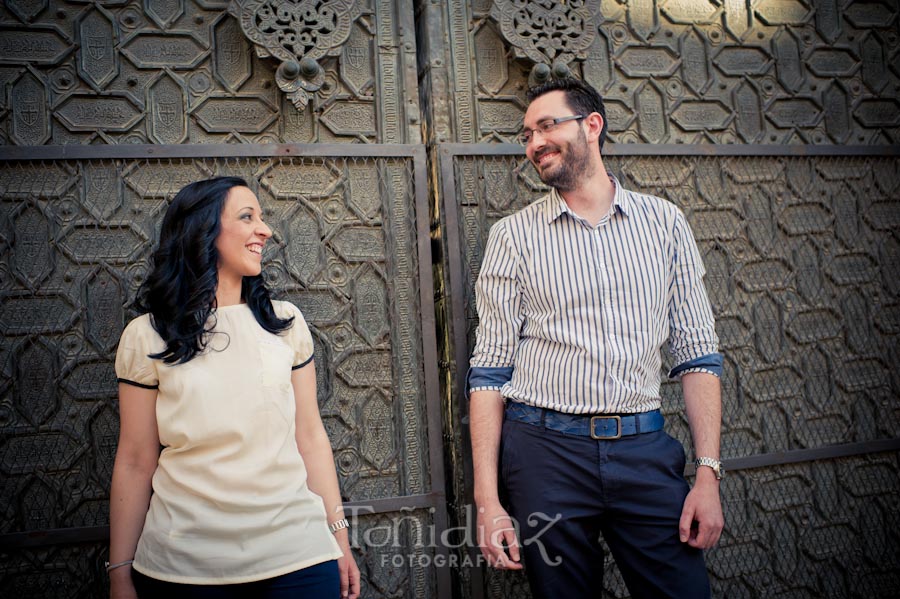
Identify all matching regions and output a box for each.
[666,209,724,549]
[678,372,724,549]
[470,389,522,569]
[468,221,525,569]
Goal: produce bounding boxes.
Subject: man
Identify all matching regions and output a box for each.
[468,77,724,599]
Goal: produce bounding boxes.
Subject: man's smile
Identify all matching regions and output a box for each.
[534,148,561,168]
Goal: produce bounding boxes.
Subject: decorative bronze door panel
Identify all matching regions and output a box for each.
[436,144,900,598]
[412,3,900,597]
[416,1,900,147]
[1,0,900,597]
[0,145,449,599]
[0,0,420,145]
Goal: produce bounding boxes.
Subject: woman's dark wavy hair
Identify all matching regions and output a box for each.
[136,176,293,364]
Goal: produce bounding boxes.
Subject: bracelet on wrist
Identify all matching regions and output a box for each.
[105,559,134,573]
[328,518,350,534]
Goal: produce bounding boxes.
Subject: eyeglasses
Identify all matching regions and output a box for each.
[518,114,585,145]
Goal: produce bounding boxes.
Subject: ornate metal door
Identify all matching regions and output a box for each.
[1,1,899,598]
[0,1,449,598]
[416,2,900,598]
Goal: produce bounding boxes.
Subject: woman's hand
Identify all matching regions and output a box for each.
[336,533,360,599]
[109,566,138,599]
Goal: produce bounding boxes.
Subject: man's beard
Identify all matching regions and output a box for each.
[534,130,594,192]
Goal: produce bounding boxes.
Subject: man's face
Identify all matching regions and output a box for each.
[523,91,593,192]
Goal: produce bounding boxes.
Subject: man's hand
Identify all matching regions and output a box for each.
[679,372,723,549]
[679,473,724,549]
[477,501,523,570]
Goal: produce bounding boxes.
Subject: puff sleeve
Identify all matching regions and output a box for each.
[115,315,160,389]
[282,302,315,370]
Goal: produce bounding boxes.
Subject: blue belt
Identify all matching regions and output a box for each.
[505,402,664,440]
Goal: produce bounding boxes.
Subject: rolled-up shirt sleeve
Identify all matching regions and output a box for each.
[466,366,514,393]
[468,221,524,393]
[669,353,723,378]
[667,209,722,379]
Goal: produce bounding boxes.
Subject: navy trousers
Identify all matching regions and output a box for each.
[500,418,711,599]
[131,560,339,599]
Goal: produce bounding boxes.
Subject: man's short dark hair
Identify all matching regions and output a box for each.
[526,77,608,150]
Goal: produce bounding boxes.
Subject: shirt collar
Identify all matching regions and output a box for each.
[544,174,630,224]
[610,175,631,217]
[544,188,568,223]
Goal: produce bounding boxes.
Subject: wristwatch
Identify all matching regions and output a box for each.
[329,518,350,534]
[694,457,724,480]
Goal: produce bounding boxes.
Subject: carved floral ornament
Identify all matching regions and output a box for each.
[490,0,600,82]
[228,0,362,109]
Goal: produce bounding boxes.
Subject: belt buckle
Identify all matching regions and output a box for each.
[590,415,621,440]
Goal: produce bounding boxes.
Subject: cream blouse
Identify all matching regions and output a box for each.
[115,301,343,584]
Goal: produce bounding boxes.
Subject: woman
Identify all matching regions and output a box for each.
[109,177,360,599]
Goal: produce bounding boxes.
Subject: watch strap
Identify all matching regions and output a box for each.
[329,518,350,534]
[694,456,723,479]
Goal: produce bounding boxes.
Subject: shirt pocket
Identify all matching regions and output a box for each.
[257,339,293,390]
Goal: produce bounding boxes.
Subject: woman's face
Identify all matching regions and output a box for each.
[215,186,272,282]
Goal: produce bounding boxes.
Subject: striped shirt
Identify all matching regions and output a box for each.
[468,177,721,415]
